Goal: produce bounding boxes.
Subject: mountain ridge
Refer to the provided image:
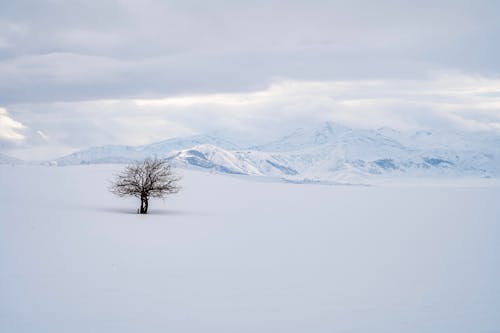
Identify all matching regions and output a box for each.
[0,153,23,165]
[14,122,500,182]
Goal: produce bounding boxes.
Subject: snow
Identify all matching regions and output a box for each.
[44,122,500,182]
[0,153,23,165]
[1,164,500,332]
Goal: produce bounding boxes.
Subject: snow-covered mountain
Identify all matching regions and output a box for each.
[55,134,241,166]
[50,123,500,182]
[252,122,353,152]
[0,153,23,165]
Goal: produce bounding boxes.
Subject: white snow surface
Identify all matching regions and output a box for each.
[1,165,500,332]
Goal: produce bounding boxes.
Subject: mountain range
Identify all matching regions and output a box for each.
[0,153,23,165]
[2,123,500,183]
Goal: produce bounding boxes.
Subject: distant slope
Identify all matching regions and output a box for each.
[167,144,299,178]
[51,123,500,182]
[55,134,241,166]
[0,153,23,165]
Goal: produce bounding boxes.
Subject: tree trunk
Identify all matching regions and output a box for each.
[139,194,149,214]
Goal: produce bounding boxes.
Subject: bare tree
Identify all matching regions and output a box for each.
[110,158,181,214]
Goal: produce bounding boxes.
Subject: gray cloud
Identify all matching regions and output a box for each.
[1,0,500,103]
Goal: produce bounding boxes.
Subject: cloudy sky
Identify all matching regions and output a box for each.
[1,0,500,159]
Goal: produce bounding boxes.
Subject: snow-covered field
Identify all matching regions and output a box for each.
[1,165,500,333]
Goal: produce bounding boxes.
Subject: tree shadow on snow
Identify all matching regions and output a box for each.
[69,204,203,216]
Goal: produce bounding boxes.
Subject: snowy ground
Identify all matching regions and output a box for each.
[1,165,500,333]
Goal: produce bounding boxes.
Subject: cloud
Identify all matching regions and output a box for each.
[0,107,26,142]
[4,72,500,160]
[130,72,500,132]
[2,1,500,159]
[1,1,500,103]
[0,37,10,49]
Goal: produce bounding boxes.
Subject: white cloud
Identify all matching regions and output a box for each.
[36,130,49,140]
[0,107,26,142]
[130,72,500,132]
[4,72,500,160]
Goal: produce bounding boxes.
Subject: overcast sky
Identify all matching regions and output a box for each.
[1,0,500,159]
